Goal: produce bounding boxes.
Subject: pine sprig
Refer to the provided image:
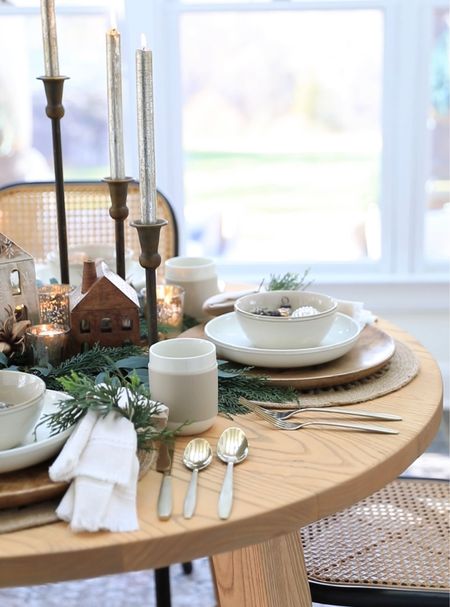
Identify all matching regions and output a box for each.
[53,343,144,378]
[32,343,144,390]
[267,269,312,291]
[218,362,297,415]
[41,370,174,450]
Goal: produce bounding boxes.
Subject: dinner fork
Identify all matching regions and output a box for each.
[239,397,402,422]
[251,404,399,434]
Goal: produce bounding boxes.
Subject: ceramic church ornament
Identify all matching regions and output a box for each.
[0,233,39,326]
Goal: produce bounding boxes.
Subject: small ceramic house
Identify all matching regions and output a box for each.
[69,260,141,352]
[0,233,39,324]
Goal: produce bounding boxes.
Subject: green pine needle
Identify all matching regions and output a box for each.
[266,269,312,291]
[40,370,175,450]
[218,362,297,415]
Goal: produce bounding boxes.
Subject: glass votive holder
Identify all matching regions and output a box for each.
[26,324,70,367]
[38,284,72,329]
[156,284,185,339]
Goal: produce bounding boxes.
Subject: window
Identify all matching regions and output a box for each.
[14,304,27,320]
[2,0,448,296]
[79,318,90,333]
[9,270,21,295]
[100,317,112,332]
[121,317,133,331]
[180,10,383,264]
[123,0,449,287]
[0,2,111,188]
[425,7,450,262]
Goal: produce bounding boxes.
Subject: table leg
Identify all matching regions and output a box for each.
[154,567,171,607]
[210,531,312,607]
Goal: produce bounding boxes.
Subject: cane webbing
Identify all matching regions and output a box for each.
[301,478,450,594]
[0,181,177,276]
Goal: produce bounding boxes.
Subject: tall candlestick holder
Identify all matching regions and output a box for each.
[103,176,133,279]
[38,75,70,285]
[131,219,167,346]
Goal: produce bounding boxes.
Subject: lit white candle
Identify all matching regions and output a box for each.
[106,26,125,179]
[136,34,157,223]
[40,0,60,77]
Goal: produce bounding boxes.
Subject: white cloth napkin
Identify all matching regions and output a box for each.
[49,409,139,533]
[336,299,377,327]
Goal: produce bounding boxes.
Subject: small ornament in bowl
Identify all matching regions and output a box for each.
[234,290,337,349]
[0,370,46,450]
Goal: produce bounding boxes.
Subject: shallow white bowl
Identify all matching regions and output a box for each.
[0,390,74,473]
[0,370,46,450]
[235,290,337,349]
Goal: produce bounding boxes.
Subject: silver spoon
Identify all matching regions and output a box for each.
[183,438,213,519]
[217,427,249,520]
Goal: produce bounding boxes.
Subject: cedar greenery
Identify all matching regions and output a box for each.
[266,269,312,292]
[217,362,297,416]
[40,371,175,450]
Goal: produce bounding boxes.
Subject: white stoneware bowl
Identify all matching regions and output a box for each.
[0,370,46,450]
[234,290,337,349]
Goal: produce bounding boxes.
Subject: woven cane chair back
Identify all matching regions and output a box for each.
[0,180,178,278]
[301,477,450,607]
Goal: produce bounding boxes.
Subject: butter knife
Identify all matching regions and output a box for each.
[156,440,175,520]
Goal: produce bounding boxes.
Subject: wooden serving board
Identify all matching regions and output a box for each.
[181,323,395,390]
[0,461,67,510]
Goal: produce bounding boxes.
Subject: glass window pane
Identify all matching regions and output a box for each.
[180,10,383,262]
[425,7,450,263]
[0,12,108,187]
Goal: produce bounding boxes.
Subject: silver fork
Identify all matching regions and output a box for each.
[239,397,402,422]
[251,403,399,434]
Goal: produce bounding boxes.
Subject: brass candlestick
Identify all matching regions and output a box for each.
[131,219,167,346]
[38,75,70,285]
[103,177,133,279]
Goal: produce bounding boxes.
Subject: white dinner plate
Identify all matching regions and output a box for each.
[0,390,74,474]
[204,312,362,368]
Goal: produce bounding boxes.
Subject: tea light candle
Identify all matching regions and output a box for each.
[156,285,185,338]
[136,34,157,223]
[38,284,72,329]
[40,0,60,77]
[26,324,70,367]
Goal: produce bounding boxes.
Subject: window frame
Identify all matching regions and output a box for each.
[1,0,448,312]
[121,0,449,295]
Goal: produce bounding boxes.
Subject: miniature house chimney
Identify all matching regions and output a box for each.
[81,260,97,294]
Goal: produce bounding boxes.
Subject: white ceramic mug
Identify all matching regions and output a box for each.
[165,257,219,320]
[148,338,218,435]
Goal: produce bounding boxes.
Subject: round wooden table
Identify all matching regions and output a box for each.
[0,321,443,607]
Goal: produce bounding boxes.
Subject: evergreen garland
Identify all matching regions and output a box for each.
[19,344,296,417]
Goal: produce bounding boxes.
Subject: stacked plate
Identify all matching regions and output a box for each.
[205,312,362,369]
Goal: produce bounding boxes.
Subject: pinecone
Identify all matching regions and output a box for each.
[0,306,31,357]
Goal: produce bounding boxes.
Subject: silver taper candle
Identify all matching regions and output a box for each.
[136,40,157,224]
[106,28,125,179]
[40,0,60,77]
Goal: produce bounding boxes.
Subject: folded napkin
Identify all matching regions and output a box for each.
[49,409,139,533]
[336,299,377,327]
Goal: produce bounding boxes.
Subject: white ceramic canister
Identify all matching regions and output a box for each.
[149,338,218,434]
[165,257,219,321]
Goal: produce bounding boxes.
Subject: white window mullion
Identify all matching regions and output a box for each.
[409,0,433,274]
[380,0,400,274]
[157,0,186,248]
[383,0,422,274]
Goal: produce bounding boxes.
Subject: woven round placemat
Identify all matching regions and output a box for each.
[265,340,419,408]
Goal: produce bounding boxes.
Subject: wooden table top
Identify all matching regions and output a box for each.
[0,320,442,588]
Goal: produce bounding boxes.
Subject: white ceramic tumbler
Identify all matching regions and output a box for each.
[165,257,219,320]
[149,338,218,435]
